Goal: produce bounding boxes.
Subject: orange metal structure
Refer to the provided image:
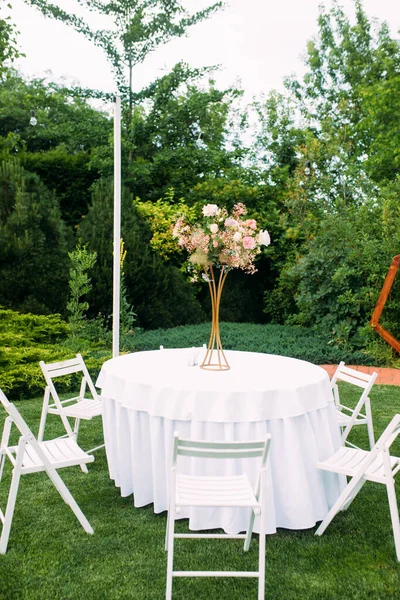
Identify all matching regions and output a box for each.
[370,255,400,353]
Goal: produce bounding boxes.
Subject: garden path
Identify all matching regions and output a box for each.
[320,365,400,386]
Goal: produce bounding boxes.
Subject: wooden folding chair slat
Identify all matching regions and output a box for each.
[39,354,104,457]
[331,362,377,449]
[0,388,94,554]
[165,432,271,600]
[337,412,367,425]
[336,365,373,383]
[50,399,103,419]
[45,357,84,371]
[45,364,85,378]
[315,414,400,561]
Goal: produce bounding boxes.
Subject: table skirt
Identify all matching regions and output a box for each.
[102,396,344,535]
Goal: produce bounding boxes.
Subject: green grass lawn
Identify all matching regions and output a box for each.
[1,385,400,599]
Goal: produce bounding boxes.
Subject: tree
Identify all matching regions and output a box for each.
[285,0,400,190]
[280,192,400,348]
[0,9,24,79]
[90,62,245,201]
[67,244,98,335]
[23,0,222,115]
[0,159,71,314]
[0,73,112,226]
[78,178,205,328]
[256,1,400,327]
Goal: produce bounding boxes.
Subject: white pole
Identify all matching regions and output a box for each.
[112,95,121,358]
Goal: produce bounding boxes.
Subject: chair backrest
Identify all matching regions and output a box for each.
[0,388,35,442]
[349,414,400,484]
[40,354,98,400]
[375,413,400,451]
[172,433,271,471]
[331,362,377,404]
[0,388,54,468]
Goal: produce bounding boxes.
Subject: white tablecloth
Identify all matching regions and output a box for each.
[97,349,344,534]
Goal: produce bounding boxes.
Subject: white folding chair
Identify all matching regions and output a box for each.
[38,354,104,460]
[165,432,271,600]
[315,414,400,560]
[0,388,94,554]
[331,362,377,449]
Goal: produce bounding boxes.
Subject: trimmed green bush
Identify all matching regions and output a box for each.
[127,322,376,365]
[1,308,394,401]
[0,308,110,399]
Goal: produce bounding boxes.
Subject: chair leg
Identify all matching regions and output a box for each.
[38,388,50,442]
[0,438,25,554]
[257,470,266,600]
[258,509,266,600]
[0,469,22,554]
[45,467,94,534]
[165,507,170,552]
[316,475,367,536]
[245,469,264,552]
[165,506,176,600]
[244,507,255,552]
[341,477,365,511]
[0,417,12,483]
[73,416,88,474]
[386,479,400,561]
[365,399,375,450]
[382,452,400,561]
[74,418,81,442]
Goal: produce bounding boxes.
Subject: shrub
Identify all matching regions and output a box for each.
[125,322,377,365]
[0,160,71,314]
[272,197,400,354]
[0,308,109,399]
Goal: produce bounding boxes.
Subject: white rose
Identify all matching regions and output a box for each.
[233,231,242,242]
[209,223,218,234]
[258,230,271,246]
[202,204,220,217]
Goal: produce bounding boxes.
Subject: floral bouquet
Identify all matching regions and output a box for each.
[172,202,271,371]
[172,202,270,280]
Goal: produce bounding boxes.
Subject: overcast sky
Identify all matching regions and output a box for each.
[7,0,400,99]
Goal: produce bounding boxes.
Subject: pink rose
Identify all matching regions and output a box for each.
[233,202,246,216]
[213,240,219,248]
[202,204,220,217]
[224,217,238,228]
[209,223,218,233]
[242,236,256,249]
[245,219,257,230]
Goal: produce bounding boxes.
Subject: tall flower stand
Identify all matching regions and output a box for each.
[200,265,230,371]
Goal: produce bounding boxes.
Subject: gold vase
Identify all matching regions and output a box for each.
[200,265,230,371]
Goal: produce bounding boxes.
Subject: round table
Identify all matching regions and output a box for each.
[97,348,344,534]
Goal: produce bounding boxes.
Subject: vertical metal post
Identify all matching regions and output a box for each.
[112,95,121,358]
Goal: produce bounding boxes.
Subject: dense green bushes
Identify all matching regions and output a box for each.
[130,322,376,365]
[269,195,400,351]
[0,308,110,399]
[2,306,398,400]
[78,180,207,329]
